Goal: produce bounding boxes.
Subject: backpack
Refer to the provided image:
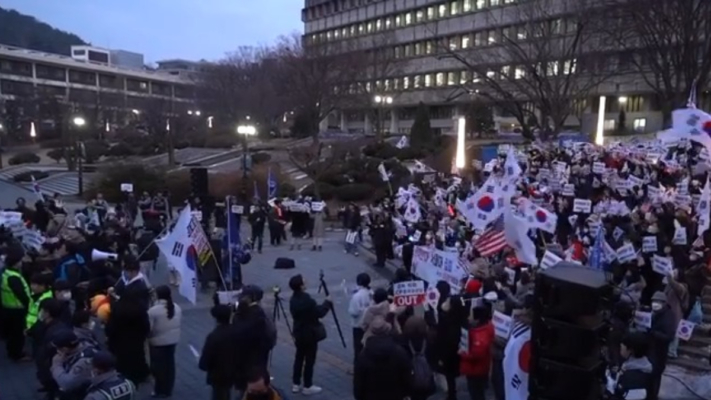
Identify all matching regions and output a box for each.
[409,341,435,393]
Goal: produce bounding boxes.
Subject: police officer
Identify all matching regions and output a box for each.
[0,246,31,361]
[50,330,98,400]
[84,351,136,400]
[27,272,55,331]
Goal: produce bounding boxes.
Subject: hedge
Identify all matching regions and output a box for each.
[106,142,134,158]
[9,152,41,165]
[13,170,49,182]
[85,163,287,204]
[301,182,336,200]
[47,148,65,163]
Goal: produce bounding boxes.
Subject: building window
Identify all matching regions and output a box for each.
[414,75,422,88]
[461,35,471,48]
[366,22,373,33]
[490,0,500,6]
[385,17,392,29]
[450,1,460,15]
[416,10,425,22]
[436,72,446,86]
[501,66,510,78]
[424,74,432,87]
[414,42,423,56]
[403,76,410,89]
[476,0,487,9]
[404,44,412,57]
[405,12,412,25]
[486,70,496,79]
[438,4,447,17]
[358,24,365,33]
[515,67,525,79]
[463,0,472,12]
[447,72,459,85]
[449,37,459,50]
[461,70,470,84]
[474,32,485,46]
[603,119,616,131]
[633,118,646,131]
[427,7,435,19]
[488,30,498,44]
[425,41,434,54]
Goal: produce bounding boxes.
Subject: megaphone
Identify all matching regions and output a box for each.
[91,249,118,262]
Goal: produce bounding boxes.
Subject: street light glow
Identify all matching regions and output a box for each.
[30,122,37,138]
[595,95,606,146]
[455,117,466,169]
[131,109,140,115]
[237,125,257,136]
[73,117,86,127]
[207,116,214,129]
[187,110,193,115]
[195,111,201,116]
[374,95,393,104]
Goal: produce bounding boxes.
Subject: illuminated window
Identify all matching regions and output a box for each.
[425,41,433,54]
[448,72,459,85]
[633,118,646,131]
[326,31,332,40]
[547,61,559,76]
[416,10,425,22]
[334,30,340,38]
[450,1,460,15]
[436,72,446,86]
[603,119,616,130]
[375,19,382,30]
[414,75,421,88]
[395,15,402,26]
[403,76,410,89]
[486,70,496,79]
[358,24,364,34]
[462,35,471,48]
[476,0,486,9]
[463,0,472,12]
[460,70,470,84]
[405,12,413,25]
[385,18,392,29]
[517,29,527,40]
[424,74,432,87]
[427,6,435,19]
[491,0,500,6]
[488,30,497,44]
[449,37,460,50]
[367,22,373,33]
[414,42,423,56]
[501,66,510,78]
[515,67,525,79]
[563,59,577,74]
[438,4,447,17]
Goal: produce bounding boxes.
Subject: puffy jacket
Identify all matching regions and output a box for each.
[459,321,495,377]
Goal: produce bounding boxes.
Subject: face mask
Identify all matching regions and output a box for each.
[59,292,72,301]
[651,302,663,311]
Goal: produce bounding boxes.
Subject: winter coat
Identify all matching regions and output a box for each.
[353,334,412,400]
[460,321,495,377]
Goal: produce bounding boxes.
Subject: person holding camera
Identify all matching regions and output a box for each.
[288,274,331,395]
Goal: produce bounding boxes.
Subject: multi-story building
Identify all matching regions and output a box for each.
[0,43,196,129]
[302,0,710,135]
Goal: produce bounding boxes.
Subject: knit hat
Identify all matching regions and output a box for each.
[651,291,667,303]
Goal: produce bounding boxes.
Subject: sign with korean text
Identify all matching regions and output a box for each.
[393,280,426,307]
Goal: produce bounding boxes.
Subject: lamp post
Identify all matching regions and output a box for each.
[237,123,256,179]
[207,116,214,129]
[73,117,86,195]
[0,123,4,169]
[373,95,393,141]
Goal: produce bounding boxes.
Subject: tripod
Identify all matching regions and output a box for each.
[318,270,347,348]
[270,288,293,366]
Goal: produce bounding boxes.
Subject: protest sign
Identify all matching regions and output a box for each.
[633,311,651,329]
[412,246,468,291]
[492,311,513,339]
[393,281,426,307]
[676,320,695,341]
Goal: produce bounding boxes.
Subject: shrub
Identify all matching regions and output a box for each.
[82,141,109,163]
[174,140,191,150]
[47,148,65,163]
[319,170,351,187]
[106,142,134,158]
[335,183,375,202]
[251,152,271,164]
[277,182,296,198]
[39,139,64,149]
[13,170,49,182]
[301,182,336,200]
[202,135,239,149]
[362,142,399,159]
[9,152,41,165]
[85,163,167,203]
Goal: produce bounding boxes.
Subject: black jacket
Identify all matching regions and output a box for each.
[648,306,676,365]
[232,304,271,389]
[199,324,238,387]
[31,318,70,388]
[289,291,331,345]
[353,334,412,400]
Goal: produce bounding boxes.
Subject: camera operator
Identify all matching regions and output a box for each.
[288,274,332,395]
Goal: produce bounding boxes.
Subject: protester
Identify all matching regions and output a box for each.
[0,246,31,361]
[83,351,137,400]
[459,304,495,400]
[241,368,289,400]
[232,285,272,396]
[105,290,150,387]
[288,274,331,395]
[348,273,372,362]
[199,305,238,400]
[148,285,182,398]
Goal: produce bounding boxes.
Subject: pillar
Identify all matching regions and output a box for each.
[340,111,347,132]
[364,113,372,135]
[389,109,398,135]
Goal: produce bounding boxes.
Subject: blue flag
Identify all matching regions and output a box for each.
[253,180,260,200]
[267,167,277,198]
[222,196,244,289]
[588,226,604,270]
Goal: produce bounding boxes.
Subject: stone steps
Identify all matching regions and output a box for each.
[671,287,711,371]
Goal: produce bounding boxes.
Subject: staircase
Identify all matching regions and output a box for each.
[671,285,711,371]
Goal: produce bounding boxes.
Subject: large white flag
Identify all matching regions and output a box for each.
[456,175,505,230]
[671,108,711,156]
[396,135,409,149]
[518,198,557,234]
[503,205,538,266]
[156,206,212,305]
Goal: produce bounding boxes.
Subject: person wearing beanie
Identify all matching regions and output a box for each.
[360,288,400,344]
[0,245,31,361]
[353,315,411,400]
[84,351,137,400]
[288,274,332,395]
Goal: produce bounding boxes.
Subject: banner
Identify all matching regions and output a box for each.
[412,246,468,291]
[156,206,216,304]
[223,196,243,288]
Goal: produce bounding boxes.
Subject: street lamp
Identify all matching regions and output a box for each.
[237,124,257,136]
[73,117,86,195]
[207,116,214,129]
[131,109,140,115]
[237,124,257,179]
[373,95,393,139]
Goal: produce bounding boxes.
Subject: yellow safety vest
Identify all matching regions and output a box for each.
[1,269,29,310]
[26,290,53,329]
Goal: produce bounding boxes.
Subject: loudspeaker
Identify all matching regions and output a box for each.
[91,249,118,261]
[190,168,209,197]
[529,263,611,400]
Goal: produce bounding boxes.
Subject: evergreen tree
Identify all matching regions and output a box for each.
[618,109,627,132]
[410,102,433,149]
[465,100,495,137]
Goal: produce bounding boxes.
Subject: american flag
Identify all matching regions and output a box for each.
[474,214,507,257]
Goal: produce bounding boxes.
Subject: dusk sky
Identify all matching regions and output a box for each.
[2,0,304,62]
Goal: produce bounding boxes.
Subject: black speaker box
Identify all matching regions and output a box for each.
[534,263,611,318]
[274,257,295,269]
[190,168,209,196]
[529,357,605,400]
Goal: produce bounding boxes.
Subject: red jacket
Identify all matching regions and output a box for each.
[459,321,495,377]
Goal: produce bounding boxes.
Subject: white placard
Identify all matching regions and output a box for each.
[311,201,325,212]
[230,205,244,214]
[191,211,202,222]
[345,231,357,244]
[120,183,133,192]
[573,199,592,213]
[393,280,426,307]
[250,206,258,213]
[642,236,657,253]
[410,230,422,242]
[673,227,687,245]
[613,227,624,242]
[459,327,469,354]
[0,211,23,226]
[616,243,636,263]
[539,250,562,270]
[492,310,513,339]
[651,255,673,275]
[592,162,605,174]
[562,184,575,197]
[676,320,695,341]
[634,311,652,329]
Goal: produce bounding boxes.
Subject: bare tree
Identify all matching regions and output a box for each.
[287,140,355,196]
[141,98,176,165]
[434,0,610,139]
[272,33,362,144]
[603,0,711,124]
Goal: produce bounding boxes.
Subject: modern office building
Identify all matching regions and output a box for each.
[0,43,196,128]
[302,0,710,135]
